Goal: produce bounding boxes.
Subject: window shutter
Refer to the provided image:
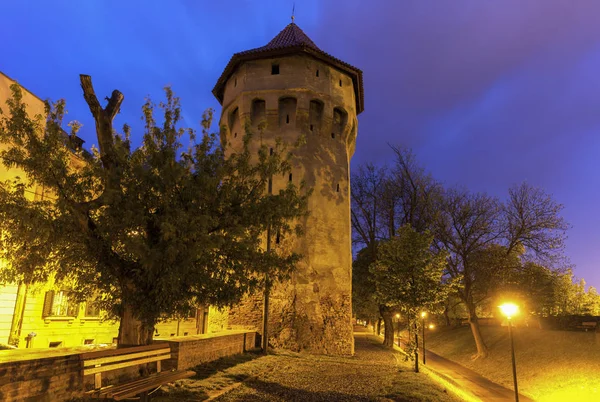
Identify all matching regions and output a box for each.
[42,291,54,317]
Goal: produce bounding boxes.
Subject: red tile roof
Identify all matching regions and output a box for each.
[213,23,364,114]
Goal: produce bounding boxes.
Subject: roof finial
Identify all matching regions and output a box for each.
[291,3,295,23]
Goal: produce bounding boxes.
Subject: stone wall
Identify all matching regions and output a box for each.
[219,53,357,355]
[163,330,258,371]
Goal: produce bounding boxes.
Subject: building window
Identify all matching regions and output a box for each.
[234,132,237,138]
[84,339,94,345]
[339,79,342,87]
[279,97,297,127]
[331,133,335,139]
[286,114,290,124]
[42,290,78,318]
[272,64,280,75]
[336,183,340,192]
[85,301,100,317]
[289,173,293,182]
[316,69,319,77]
[49,341,63,348]
[310,124,313,131]
[251,99,266,126]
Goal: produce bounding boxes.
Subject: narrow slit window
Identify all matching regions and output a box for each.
[234,132,237,138]
[276,230,281,244]
[289,173,293,182]
[316,69,319,77]
[272,64,280,75]
[286,114,290,124]
[234,78,237,87]
[336,183,340,192]
[268,178,273,193]
[270,148,273,155]
[310,124,313,131]
[331,133,335,139]
[339,79,342,87]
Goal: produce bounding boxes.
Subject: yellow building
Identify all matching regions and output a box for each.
[0,71,207,349]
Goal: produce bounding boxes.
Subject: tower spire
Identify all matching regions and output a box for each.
[291,3,295,23]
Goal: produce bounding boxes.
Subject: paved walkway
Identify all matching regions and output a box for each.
[392,334,534,402]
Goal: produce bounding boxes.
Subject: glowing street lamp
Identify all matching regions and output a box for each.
[499,303,519,402]
[421,311,427,365]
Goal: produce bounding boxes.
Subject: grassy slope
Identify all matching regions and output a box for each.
[424,326,600,401]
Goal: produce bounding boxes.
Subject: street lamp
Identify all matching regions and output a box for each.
[421,311,427,365]
[499,303,519,402]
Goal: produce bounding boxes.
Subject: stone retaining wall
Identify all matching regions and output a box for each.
[161,330,258,371]
[0,330,259,401]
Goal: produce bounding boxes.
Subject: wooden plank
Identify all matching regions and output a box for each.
[83,343,171,359]
[84,348,171,367]
[84,355,167,375]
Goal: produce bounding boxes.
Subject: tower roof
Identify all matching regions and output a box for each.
[212,23,364,114]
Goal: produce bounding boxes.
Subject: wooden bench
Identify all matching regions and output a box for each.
[82,343,195,401]
[575,321,598,332]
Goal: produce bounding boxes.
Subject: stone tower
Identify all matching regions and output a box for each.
[212,22,364,355]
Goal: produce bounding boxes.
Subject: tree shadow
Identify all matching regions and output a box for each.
[190,351,264,380]
[234,378,374,401]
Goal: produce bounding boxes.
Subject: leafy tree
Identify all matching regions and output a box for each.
[352,246,380,328]
[0,77,308,346]
[351,148,440,347]
[370,224,448,371]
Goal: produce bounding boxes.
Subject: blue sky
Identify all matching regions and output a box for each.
[2,0,599,289]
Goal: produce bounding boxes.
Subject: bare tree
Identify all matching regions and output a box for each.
[434,183,567,358]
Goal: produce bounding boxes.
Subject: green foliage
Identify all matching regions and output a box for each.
[0,82,309,334]
[352,245,379,322]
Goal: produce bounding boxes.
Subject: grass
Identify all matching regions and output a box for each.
[154,335,462,401]
[424,325,600,401]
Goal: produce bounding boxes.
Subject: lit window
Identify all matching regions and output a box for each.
[42,290,78,317]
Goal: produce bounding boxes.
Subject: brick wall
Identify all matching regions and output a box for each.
[164,331,258,370]
[0,351,83,402]
[0,331,258,401]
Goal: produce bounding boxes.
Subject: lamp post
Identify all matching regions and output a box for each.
[421,311,427,365]
[499,303,519,402]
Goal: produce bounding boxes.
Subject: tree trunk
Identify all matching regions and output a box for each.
[467,303,488,358]
[381,307,394,348]
[443,304,451,327]
[376,317,382,335]
[118,301,154,347]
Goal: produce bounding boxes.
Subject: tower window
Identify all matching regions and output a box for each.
[316,69,319,77]
[336,183,340,192]
[331,133,335,139]
[272,64,280,75]
[234,132,237,138]
[339,79,342,87]
[286,115,290,124]
[270,148,273,156]
[289,173,293,182]
[234,78,237,87]
[310,124,313,131]
[276,230,281,244]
